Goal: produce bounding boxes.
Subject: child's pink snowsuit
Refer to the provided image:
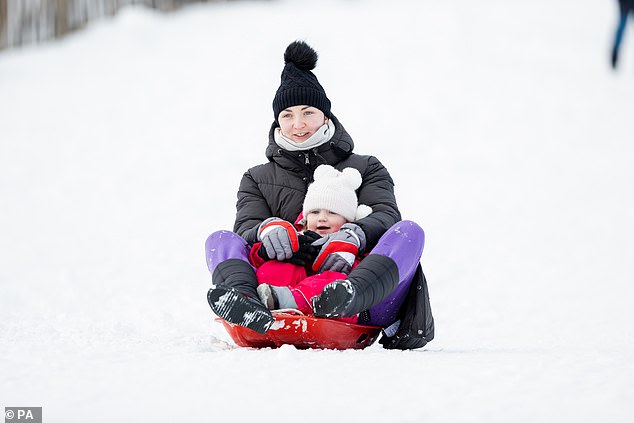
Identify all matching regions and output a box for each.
[249,243,360,324]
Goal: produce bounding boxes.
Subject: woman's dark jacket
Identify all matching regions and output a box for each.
[233,115,401,249]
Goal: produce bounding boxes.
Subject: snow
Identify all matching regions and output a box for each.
[1,0,634,421]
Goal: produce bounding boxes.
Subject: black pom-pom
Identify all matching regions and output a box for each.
[284,41,318,71]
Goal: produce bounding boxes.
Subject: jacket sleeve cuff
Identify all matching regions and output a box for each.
[249,242,267,267]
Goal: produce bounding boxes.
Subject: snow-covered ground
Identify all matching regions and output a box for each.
[2,0,634,421]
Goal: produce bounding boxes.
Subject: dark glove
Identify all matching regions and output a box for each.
[311,223,366,274]
[258,230,320,266]
[257,218,299,261]
[287,230,321,267]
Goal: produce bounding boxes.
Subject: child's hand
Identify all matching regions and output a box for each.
[300,230,322,244]
[257,217,299,261]
[288,231,321,267]
[310,223,366,273]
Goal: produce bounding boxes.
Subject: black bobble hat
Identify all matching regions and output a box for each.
[273,41,332,119]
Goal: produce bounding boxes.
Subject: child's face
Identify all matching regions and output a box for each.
[305,209,348,236]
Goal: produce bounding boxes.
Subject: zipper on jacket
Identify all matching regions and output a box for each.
[277,148,314,185]
[303,152,310,165]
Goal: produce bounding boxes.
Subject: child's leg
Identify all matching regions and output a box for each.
[290,271,348,314]
[256,261,307,288]
[291,271,358,323]
[255,261,308,311]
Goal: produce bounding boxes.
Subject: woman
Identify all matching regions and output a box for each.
[205,41,434,349]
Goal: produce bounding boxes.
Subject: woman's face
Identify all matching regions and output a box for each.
[278,105,327,143]
[305,209,347,236]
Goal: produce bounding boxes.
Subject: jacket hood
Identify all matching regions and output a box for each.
[265,115,355,170]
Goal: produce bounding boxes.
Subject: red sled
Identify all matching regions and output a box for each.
[217,310,382,350]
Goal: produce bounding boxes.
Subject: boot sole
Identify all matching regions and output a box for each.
[207,286,274,334]
[312,280,354,318]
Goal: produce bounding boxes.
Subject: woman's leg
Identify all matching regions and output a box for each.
[205,230,257,297]
[312,221,425,327]
[205,230,273,333]
[364,221,425,326]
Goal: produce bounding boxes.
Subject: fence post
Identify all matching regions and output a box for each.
[55,0,69,38]
[1,0,8,49]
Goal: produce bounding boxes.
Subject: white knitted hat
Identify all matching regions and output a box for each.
[302,165,372,222]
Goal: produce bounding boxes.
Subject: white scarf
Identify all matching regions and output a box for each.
[274,120,336,152]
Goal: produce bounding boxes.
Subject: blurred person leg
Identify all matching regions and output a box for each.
[612,1,630,68]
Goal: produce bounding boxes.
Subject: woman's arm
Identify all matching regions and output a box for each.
[355,156,402,249]
[233,171,273,244]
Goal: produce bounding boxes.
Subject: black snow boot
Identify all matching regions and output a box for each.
[207,259,274,334]
[312,254,399,318]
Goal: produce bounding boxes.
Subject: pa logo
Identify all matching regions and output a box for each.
[4,407,42,423]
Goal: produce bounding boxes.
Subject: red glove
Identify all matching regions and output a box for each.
[311,223,366,273]
[257,217,299,261]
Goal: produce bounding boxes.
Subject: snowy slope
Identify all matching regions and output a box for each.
[1,0,634,422]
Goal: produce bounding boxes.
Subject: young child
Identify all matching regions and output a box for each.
[248,164,371,321]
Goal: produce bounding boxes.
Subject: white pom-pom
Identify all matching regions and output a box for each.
[313,164,340,181]
[355,204,373,220]
[340,167,362,190]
